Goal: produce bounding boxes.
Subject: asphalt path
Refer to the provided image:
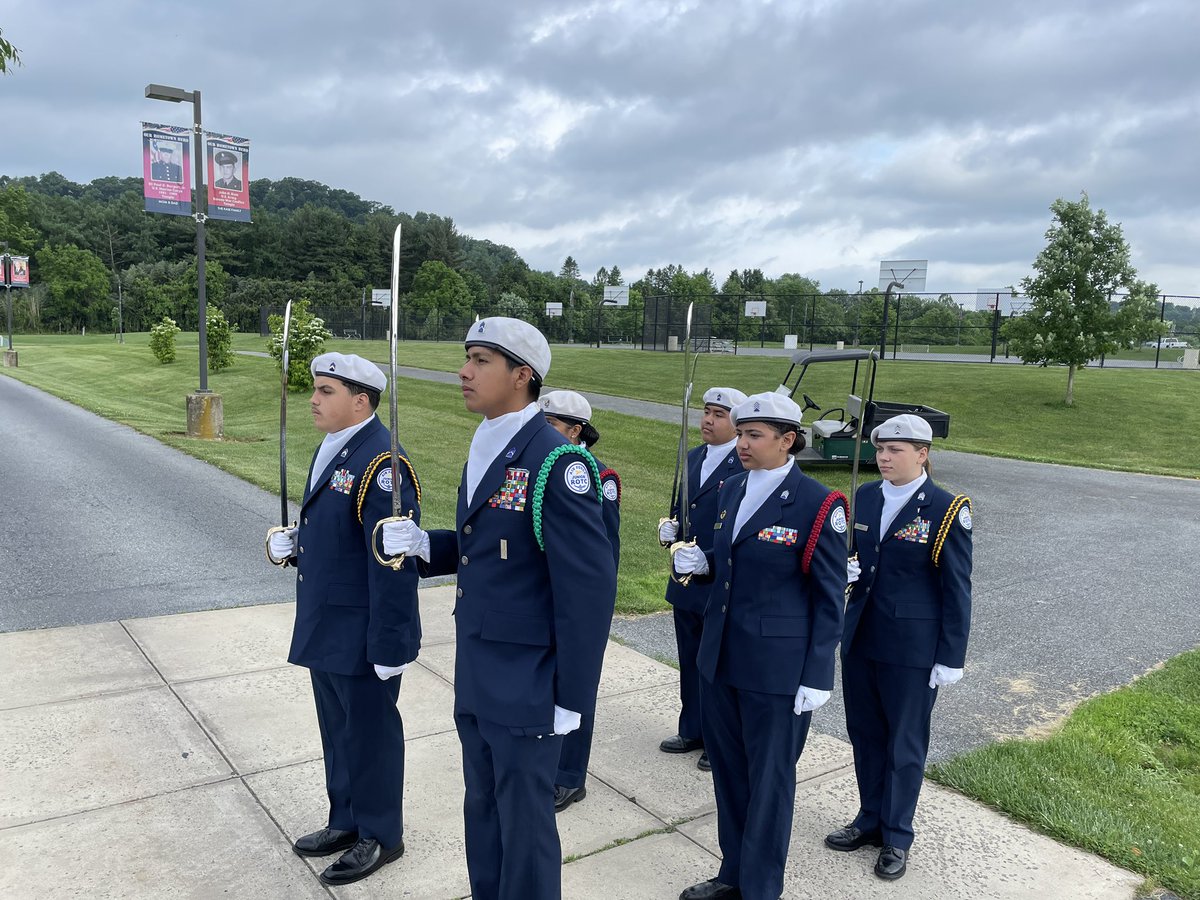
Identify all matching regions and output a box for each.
[0,375,294,631]
[4,370,1199,765]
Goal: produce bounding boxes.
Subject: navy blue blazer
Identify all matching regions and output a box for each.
[665,443,743,614]
[287,416,423,676]
[593,457,621,570]
[695,465,847,694]
[843,479,972,669]
[421,415,617,729]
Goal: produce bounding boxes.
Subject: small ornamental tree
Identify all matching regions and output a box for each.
[149,316,181,364]
[206,306,236,372]
[1006,194,1161,405]
[268,299,333,390]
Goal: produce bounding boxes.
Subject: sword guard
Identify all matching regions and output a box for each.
[668,539,697,586]
[372,511,415,570]
[265,522,297,568]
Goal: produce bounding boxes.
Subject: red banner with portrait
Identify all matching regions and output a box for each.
[142,122,192,216]
[206,133,251,223]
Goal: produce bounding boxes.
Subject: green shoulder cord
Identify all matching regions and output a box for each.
[531,444,603,551]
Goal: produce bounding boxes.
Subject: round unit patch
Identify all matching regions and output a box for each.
[830,505,847,534]
[603,479,619,502]
[958,505,972,531]
[564,460,592,494]
[376,466,395,493]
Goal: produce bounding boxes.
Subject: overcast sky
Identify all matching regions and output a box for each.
[2,0,1198,298]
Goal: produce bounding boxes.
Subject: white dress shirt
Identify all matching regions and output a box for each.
[733,458,794,540]
[701,437,738,486]
[309,415,375,490]
[466,402,541,505]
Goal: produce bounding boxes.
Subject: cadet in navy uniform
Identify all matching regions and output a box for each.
[824,414,972,881]
[674,392,847,900]
[538,389,622,812]
[658,387,747,771]
[266,352,421,886]
[382,319,617,900]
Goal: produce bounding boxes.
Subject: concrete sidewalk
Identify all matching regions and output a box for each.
[0,586,1139,899]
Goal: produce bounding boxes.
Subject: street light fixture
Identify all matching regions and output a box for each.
[145,82,209,394]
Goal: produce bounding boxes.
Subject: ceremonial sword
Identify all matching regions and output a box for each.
[663,302,699,585]
[372,223,415,569]
[265,300,294,566]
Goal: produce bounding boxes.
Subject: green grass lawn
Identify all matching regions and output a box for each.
[929,649,1200,900]
[234,332,1200,478]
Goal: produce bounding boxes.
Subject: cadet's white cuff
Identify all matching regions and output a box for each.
[553,705,582,735]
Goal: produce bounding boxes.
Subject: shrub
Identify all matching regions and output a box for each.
[206,306,236,372]
[268,299,332,390]
[149,316,181,363]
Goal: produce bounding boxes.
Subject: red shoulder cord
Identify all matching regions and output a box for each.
[801,491,848,574]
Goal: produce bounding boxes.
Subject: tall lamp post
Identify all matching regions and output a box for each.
[145,83,222,437]
[2,241,14,359]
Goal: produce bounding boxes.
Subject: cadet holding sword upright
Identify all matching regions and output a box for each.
[824,414,973,881]
[658,386,746,771]
[266,350,422,886]
[673,392,847,900]
[381,318,616,900]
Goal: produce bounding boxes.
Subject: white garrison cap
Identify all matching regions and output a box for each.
[870,413,933,447]
[731,391,803,428]
[539,390,592,423]
[465,316,551,382]
[310,352,386,392]
[702,387,747,410]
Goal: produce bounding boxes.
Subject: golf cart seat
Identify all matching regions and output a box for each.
[811,418,853,439]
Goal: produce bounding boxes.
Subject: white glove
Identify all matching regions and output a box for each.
[929,664,964,689]
[373,663,410,680]
[847,557,861,584]
[794,685,831,714]
[267,527,298,563]
[672,544,709,575]
[553,705,582,735]
[381,518,431,562]
[658,519,679,544]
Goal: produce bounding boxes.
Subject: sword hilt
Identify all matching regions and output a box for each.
[668,538,698,586]
[265,522,297,568]
[657,516,678,549]
[372,510,415,570]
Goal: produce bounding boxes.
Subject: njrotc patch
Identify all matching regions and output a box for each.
[564,460,592,494]
[830,506,847,533]
[603,479,619,502]
[329,469,355,495]
[376,466,395,493]
[893,517,930,543]
[958,505,973,530]
[758,525,799,546]
[488,467,529,511]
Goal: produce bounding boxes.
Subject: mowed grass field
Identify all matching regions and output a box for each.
[4,333,1198,612]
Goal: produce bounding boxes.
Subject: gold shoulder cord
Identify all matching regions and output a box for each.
[931,495,971,567]
[357,451,422,524]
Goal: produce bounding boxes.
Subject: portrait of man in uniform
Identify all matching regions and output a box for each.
[213,149,243,191]
[150,141,183,184]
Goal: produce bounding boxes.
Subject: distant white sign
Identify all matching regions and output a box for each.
[371,289,391,307]
[545,302,563,317]
[744,300,767,318]
[603,286,629,307]
[878,260,928,292]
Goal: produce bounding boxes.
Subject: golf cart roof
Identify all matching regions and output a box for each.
[790,348,880,366]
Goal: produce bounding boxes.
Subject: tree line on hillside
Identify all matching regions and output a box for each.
[1,175,1191,359]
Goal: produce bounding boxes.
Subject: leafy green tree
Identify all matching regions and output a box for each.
[1,27,21,74]
[35,244,111,330]
[268,299,332,390]
[0,185,39,252]
[409,259,472,317]
[206,306,236,372]
[149,317,182,363]
[1006,194,1161,405]
[559,256,580,281]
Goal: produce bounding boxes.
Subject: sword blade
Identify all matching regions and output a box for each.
[279,300,293,526]
[388,224,403,518]
[677,302,694,539]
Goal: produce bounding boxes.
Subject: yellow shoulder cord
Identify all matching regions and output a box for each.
[357,451,422,524]
[931,494,971,567]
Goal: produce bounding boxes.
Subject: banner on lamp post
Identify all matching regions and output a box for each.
[142,122,192,216]
[205,132,251,222]
[5,255,30,287]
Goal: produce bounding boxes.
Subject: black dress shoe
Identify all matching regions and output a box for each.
[874,845,907,880]
[319,838,405,885]
[696,750,711,771]
[660,734,704,753]
[679,878,741,899]
[292,827,359,857]
[823,824,883,852]
[554,784,587,812]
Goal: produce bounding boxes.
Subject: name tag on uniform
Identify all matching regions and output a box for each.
[854,523,869,532]
[488,467,529,511]
[894,517,930,543]
[757,525,799,546]
[328,469,355,495]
